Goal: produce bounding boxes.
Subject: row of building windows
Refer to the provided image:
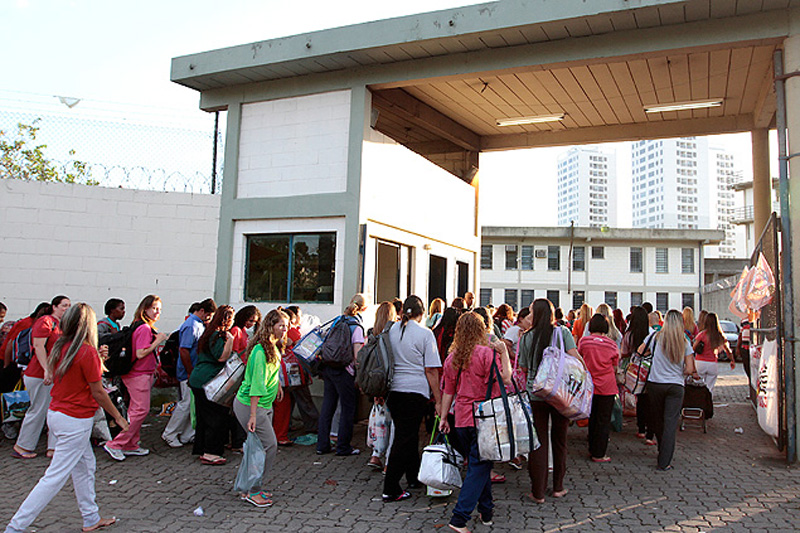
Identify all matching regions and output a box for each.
[483,245,695,274]
[480,288,696,313]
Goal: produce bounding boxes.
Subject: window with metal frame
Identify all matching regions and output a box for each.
[245,232,336,303]
[480,288,492,307]
[546,290,560,308]
[505,245,518,270]
[605,291,618,309]
[630,247,643,273]
[592,246,604,259]
[681,248,695,274]
[548,246,561,271]
[521,289,535,309]
[631,292,643,307]
[656,248,669,273]
[504,289,518,310]
[682,293,695,310]
[573,246,585,271]
[520,245,534,270]
[572,291,585,311]
[656,292,669,313]
[481,244,493,270]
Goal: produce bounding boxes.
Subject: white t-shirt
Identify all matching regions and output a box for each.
[388,320,441,396]
[503,325,523,356]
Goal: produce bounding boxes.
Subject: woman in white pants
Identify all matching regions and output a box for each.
[13,296,71,459]
[5,303,128,533]
[692,312,734,394]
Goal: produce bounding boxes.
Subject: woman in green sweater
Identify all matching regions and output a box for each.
[233,308,287,508]
[188,305,236,466]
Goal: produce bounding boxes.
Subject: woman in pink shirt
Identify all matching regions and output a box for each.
[440,312,511,533]
[103,295,168,461]
[578,314,620,463]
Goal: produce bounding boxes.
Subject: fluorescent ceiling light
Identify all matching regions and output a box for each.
[496,113,565,126]
[644,99,723,113]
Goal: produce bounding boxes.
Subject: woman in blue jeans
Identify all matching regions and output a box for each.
[439,312,511,532]
[639,309,697,471]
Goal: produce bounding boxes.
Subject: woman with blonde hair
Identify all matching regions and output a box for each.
[233,309,287,507]
[426,298,445,329]
[104,295,168,461]
[317,294,366,456]
[440,312,511,531]
[682,307,699,341]
[583,303,622,347]
[638,309,697,470]
[571,303,593,343]
[692,312,733,394]
[5,303,127,533]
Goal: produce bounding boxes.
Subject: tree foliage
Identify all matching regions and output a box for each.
[0,120,96,185]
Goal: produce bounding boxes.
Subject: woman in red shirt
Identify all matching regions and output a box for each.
[13,295,71,459]
[230,305,261,359]
[5,303,128,533]
[692,312,733,394]
[578,314,620,463]
[103,295,168,461]
[440,312,512,532]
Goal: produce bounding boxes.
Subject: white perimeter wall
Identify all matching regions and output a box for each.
[0,179,219,332]
[237,90,351,198]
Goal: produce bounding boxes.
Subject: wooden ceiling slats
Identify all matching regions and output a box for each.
[497,29,530,47]
[627,59,659,119]
[688,52,711,119]
[570,65,620,125]
[517,25,550,45]
[536,70,593,128]
[610,11,638,31]
[710,0,739,18]
[648,57,676,106]
[539,23,571,41]
[656,3,688,25]
[479,34,511,49]
[707,49,732,117]
[563,19,594,38]
[725,46,754,115]
[684,0,712,21]
[735,0,768,15]
[633,7,663,29]
[588,63,635,123]
[606,62,649,123]
[585,15,615,35]
[740,45,778,113]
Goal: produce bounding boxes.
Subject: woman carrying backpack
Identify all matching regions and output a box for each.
[692,312,733,394]
[13,296,71,460]
[518,298,582,504]
[103,295,168,461]
[439,312,512,532]
[5,303,128,533]
[639,309,698,470]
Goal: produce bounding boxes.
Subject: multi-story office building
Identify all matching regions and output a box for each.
[557,147,617,228]
[631,137,740,258]
[480,226,724,313]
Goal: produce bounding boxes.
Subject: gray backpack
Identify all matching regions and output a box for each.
[356,323,394,397]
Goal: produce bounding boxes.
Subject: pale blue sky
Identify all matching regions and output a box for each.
[2,0,758,227]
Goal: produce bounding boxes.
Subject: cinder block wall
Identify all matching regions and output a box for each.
[0,179,220,333]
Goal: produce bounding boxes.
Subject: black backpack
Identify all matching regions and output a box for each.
[355,323,394,397]
[100,320,146,377]
[158,330,180,378]
[319,316,363,368]
[12,326,34,366]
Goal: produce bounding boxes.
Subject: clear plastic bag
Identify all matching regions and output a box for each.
[366,403,391,455]
[234,432,266,494]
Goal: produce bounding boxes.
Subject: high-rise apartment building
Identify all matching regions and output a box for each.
[631,137,739,258]
[557,147,617,227]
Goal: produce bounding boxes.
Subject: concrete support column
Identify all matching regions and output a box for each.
[751,128,771,238]
[783,33,800,463]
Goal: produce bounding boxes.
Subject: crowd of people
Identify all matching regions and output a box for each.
[0,292,737,532]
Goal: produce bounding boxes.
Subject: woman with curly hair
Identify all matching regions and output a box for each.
[233,309,287,508]
[440,312,511,532]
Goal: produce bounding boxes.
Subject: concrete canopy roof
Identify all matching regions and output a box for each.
[172,0,799,177]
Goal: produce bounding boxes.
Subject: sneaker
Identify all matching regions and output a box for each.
[480,515,494,526]
[103,444,125,461]
[335,448,360,456]
[367,456,383,470]
[382,490,411,503]
[122,447,150,456]
[162,436,183,448]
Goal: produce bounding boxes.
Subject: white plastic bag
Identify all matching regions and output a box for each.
[418,438,463,490]
[91,408,112,442]
[234,432,266,494]
[366,403,391,455]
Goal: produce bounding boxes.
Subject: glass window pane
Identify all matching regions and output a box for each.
[291,233,336,303]
[573,246,585,271]
[480,288,492,307]
[572,291,585,311]
[481,245,493,270]
[548,246,560,271]
[656,292,669,313]
[681,248,694,274]
[245,235,290,302]
[631,292,643,307]
[521,289,535,309]
[546,290,560,308]
[521,246,534,270]
[630,247,643,273]
[505,245,518,270]
[605,291,617,309]
[504,289,518,310]
[656,248,669,273]
[592,246,604,259]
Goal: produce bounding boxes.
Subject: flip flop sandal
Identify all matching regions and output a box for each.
[11,449,37,459]
[200,456,227,466]
[82,517,116,532]
[490,473,506,483]
[245,493,273,508]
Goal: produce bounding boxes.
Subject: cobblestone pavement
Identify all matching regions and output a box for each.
[1,365,797,532]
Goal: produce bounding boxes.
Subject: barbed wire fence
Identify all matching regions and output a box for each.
[0,91,225,194]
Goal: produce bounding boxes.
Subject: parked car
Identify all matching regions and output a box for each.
[718,320,740,361]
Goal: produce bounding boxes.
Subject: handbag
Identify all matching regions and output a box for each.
[473,354,539,462]
[418,420,463,491]
[1,379,29,423]
[202,353,245,407]
[530,329,594,420]
[624,334,655,395]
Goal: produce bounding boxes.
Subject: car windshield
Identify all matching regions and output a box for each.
[720,322,738,333]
